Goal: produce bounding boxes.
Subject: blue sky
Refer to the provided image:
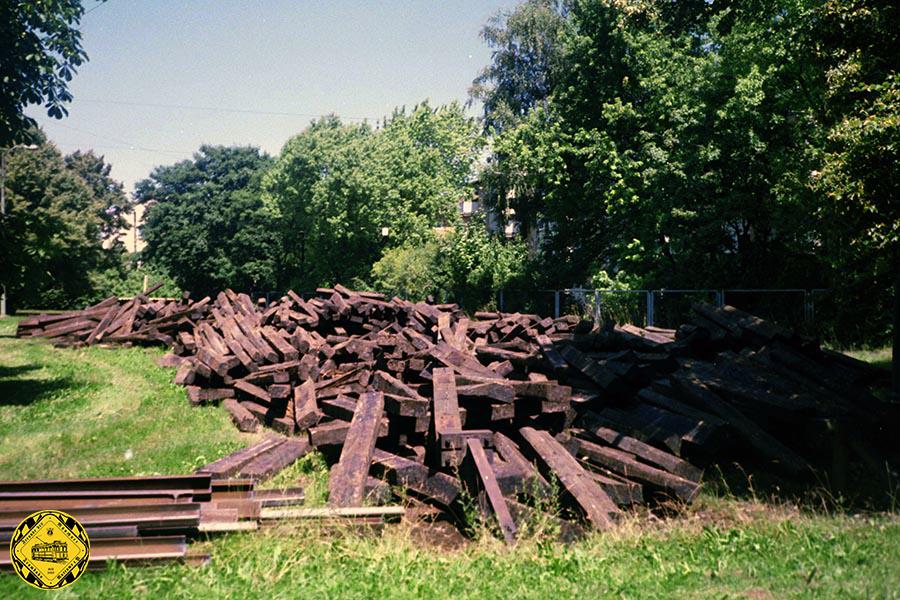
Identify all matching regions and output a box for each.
[27,0,515,191]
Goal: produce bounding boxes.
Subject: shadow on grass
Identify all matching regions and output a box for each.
[0,364,76,407]
[695,452,899,515]
[0,365,38,378]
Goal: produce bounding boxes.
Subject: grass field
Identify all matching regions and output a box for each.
[845,347,893,373]
[1,317,898,599]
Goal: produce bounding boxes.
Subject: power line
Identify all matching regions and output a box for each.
[76,98,378,122]
[56,142,192,157]
[83,0,110,17]
[37,119,194,156]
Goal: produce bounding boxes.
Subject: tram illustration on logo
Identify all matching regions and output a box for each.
[30,539,69,563]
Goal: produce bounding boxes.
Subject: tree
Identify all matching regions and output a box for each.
[136,146,279,295]
[262,116,375,289]
[0,134,112,308]
[369,221,529,309]
[470,0,570,133]
[814,0,898,377]
[0,0,94,145]
[263,103,483,290]
[482,0,829,292]
[64,150,131,241]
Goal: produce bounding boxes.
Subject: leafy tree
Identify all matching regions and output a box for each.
[814,0,898,368]
[64,150,131,241]
[264,102,483,290]
[370,240,446,301]
[370,220,529,310]
[483,0,829,292]
[470,0,570,133]
[0,134,112,308]
[262,117,376,288]
[136,145,279,295]
[0,0,95,145]
[84,255,181,305]
[441,221,529,309]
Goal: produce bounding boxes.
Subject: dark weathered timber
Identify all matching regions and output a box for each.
[575,424,703,482]
[223,399,259,432]
[197,437,286,478]
[637,387,727,429]
[518,427,619,528]
[186,386,234,405]
[293,379,322,430]
[382,394,430,418]
[309,420,352,447]
[536,334,568,372]
[371,450,461,507]
[432,367,463,434]
[373,371,426,401]
[320,395,357,422]
[456,382,515,403]
[582,468,644,506]
[671,373,809,475]
[462,438,517,544]
[234,380,271,405]
[328,392,385,507]
[239,439,311,480]
[567,435,699,502]
[559,344,629,396]
[430,367,466,467]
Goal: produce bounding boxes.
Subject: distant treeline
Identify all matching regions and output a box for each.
[2,0,895,347]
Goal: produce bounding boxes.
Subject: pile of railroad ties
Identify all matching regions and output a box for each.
[11,284,896,553]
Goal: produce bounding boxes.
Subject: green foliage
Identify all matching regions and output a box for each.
[0,134,122,310]
[470,0,570,132]
[82,256,181,305]
[264,103,483,290]
[442,223,529,309]
[370,222,529,310]
[487,0,828,289]
[370,240,445,301]
[0,0,92,145]
[813,0,899,345]
[136,145,279,295]
[65,149,131,241]
[477,0,894,344]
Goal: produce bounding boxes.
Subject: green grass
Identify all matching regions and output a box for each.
[1,317,898,599]
[0,317,251,478]
[845,346,893,372]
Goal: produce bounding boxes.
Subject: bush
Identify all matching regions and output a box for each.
[370,241,446,301]
[80,257,181,305]
[370,223,528,311]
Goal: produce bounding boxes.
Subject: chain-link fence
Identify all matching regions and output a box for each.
[251,287,834,336]
[499,288,833,334]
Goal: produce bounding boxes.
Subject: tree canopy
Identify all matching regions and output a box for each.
[137,145,279,295]
[0,134,121,308]
[1,0,894,351]
[0,0,92,146]
[263,102,483,290]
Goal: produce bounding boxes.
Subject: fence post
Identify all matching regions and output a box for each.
[593,290,601,323]
[804,290,812,322]
[553,290,561,318]
[716,290,725,308]
[646,290,655,327]
[498,289,505,312]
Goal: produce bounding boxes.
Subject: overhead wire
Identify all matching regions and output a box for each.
[75,98,377,122]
